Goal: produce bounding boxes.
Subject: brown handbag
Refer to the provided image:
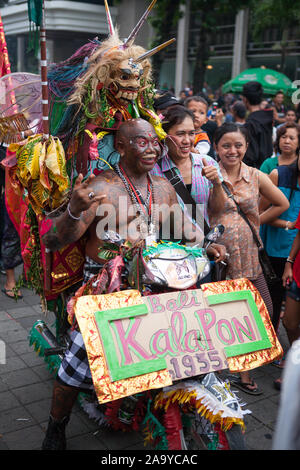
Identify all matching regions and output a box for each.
[222,182,279,287]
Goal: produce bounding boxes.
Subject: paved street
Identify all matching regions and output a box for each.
[0,266,288,451]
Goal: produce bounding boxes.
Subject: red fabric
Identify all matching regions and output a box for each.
[4,152,86,300]
[293,211,300,287]
[0,14,11,77]
[163,403,183,450]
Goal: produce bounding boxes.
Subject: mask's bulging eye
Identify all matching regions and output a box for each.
[121,74,130,81]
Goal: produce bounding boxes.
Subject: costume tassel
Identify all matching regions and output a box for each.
[154,384,247,432]
[163,402,183,450]
[142,399,168,450]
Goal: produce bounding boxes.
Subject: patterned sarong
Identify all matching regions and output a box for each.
[57,257,103,390]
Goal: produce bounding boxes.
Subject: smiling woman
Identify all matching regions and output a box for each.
[259,123,300,332]
[151,105,226,226]
[210,122,290,395]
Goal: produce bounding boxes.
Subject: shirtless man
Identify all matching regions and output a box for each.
[44,118,225,256]
[42,118,226,450]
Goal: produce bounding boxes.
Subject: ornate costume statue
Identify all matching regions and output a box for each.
[0,0,174,307]
[48,25,171,178]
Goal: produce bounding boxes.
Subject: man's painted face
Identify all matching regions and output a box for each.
[108,59,144,102]
[121,121,162,173]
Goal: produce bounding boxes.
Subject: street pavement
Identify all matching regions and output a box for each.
[0,266,289,452]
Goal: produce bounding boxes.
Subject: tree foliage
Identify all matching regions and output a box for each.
[249,0,300,72]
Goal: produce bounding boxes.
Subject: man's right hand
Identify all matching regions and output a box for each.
[68,173,106,217]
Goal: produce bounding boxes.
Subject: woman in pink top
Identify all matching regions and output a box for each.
[210,122,289,394]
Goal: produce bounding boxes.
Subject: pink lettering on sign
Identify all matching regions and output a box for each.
[150,329,176,356]
[146,291,203,314]
[113,318,155,365]
[194,309,216,351]
[184,330,201,353]
[232,316,257,342]
[170,311,186,353]
[216,319,235,345]
[147,295,165,313]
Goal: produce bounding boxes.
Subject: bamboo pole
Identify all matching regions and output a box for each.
[40,0,49,139]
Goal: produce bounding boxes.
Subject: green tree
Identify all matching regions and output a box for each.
[250,0,300,74]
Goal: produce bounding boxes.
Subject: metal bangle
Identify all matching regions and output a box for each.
[286,257,295,264]
[67,202,81,221]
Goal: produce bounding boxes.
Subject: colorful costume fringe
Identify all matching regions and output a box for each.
[154,378,250,433]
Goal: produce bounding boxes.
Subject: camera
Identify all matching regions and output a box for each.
[211,101,219,118]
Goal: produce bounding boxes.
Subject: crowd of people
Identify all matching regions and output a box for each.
[154,82,300,394]
[151,82,300,448]
[2,77,300,450]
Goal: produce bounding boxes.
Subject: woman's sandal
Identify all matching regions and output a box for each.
[230,378,263,395]
[1,288,23,299]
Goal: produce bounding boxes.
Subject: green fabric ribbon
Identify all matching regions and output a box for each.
[27,0,43,56]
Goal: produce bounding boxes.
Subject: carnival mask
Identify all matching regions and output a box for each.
[108,59,144,102]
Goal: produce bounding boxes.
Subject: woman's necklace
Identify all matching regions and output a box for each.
[114,163,157,244]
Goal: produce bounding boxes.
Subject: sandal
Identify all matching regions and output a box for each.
[274,378,282,391]
[1,288,23,300]
[230,378,263,395]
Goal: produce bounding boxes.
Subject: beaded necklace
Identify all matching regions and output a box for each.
[114,162,157,243]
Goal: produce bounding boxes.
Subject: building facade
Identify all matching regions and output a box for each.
[1,0,300,95]
[1,0,154,73]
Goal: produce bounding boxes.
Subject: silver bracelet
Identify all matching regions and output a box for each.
[67,202,81,220]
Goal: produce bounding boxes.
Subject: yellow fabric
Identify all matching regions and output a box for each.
[9,134,70,215]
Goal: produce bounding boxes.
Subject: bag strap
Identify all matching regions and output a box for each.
[161,165,210,236]
[222,181,262,248]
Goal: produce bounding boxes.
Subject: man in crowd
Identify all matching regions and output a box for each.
[231,100,247,126]
[272,90,287,126]
[41,118,226,450]
[153,90,180,117]
[276,108,298,130]
[241,81,274,168]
